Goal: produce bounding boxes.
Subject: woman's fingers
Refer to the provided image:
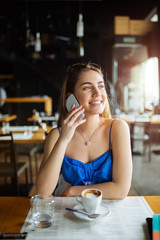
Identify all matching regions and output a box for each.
[60,105,86,143]
[70,103,76,110]
[65,105,85,124]
[70,108,85,124]
[74,118,86,128]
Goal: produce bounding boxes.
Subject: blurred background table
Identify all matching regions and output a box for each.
[0,97,52,116]
[0,126,47,144]
[0,114,17,123]
[0,126,51,186]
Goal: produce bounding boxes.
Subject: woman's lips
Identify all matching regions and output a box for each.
[89,100,102,105]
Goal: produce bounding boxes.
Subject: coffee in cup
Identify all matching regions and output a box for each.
[83,189,101,198]
[76,188,102,214]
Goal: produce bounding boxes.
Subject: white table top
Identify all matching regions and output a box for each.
[21,196,153,240]
[0,114,9,118]
[2,125,39,132]
[0,133,33,140]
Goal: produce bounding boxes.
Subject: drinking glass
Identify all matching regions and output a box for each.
[30,194,54,228]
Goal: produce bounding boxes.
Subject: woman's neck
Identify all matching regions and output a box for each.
[77,114,101,133]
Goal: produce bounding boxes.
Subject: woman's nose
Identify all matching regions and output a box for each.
[92,87,100,97]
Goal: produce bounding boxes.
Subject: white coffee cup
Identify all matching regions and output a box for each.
[76,188,102,214]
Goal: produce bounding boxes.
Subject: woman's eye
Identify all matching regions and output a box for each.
[99,85,105,89]
[83,87,91,90]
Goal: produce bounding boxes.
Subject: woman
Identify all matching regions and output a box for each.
[36,62,132,199]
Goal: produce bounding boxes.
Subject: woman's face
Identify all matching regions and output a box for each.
[74,70,107,116]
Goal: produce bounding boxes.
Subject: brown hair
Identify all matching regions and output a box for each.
[57,62,112,126]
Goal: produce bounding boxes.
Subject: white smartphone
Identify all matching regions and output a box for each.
[66,93,85,120]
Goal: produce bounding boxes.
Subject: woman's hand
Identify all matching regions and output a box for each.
[60,104,86,144]
[62,185,85,197]
[61,186,72,197]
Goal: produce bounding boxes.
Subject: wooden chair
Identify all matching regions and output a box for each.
[33,131,48,172]
[131,119,151,161]
[17,130,48,181]
[0,133,29,196]
[17,143,39,183]
[150,128,160,161]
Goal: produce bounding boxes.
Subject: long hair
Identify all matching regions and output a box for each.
[57,62,112,126]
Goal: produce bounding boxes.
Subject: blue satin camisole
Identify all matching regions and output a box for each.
[58,121,114,186]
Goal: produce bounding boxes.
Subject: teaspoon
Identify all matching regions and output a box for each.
[65,207,101,219]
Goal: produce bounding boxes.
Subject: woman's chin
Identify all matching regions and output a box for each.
[88,110,104,116]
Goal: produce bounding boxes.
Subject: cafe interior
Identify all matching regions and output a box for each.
[0,0,160,237]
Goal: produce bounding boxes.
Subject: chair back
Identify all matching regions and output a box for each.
[0,132,17,177]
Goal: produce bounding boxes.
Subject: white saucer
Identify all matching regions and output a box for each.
[73,203,111,221]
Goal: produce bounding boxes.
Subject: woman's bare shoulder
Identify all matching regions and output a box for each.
[112,118,129,129]
[111,118,130,138]
[45,127,60,144]
[102,117,128,127]
[101,117,113,126]
[102,117,129,133]
[48,127,60,135]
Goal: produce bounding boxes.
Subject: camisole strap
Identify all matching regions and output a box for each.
[58,127,61,134]
[109,120,115,150]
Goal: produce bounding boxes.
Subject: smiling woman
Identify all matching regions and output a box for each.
[35,62,132,199]
[58,62,111,125]
[74,70,107,116]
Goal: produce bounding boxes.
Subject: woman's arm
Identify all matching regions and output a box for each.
[35,105,86,195]
[62,119,133,199]
[35,128,68,195]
